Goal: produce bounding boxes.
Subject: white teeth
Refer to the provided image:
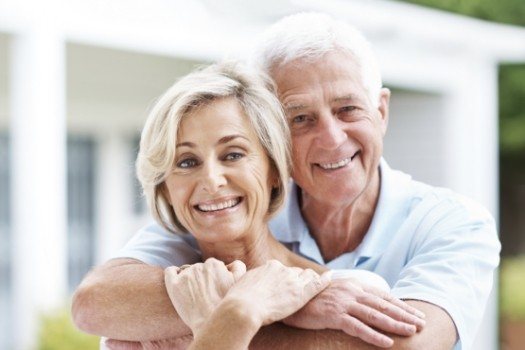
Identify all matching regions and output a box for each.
[318,157,351,170]
[198,198,240,212]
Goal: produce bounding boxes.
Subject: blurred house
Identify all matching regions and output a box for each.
[1,0,525,349]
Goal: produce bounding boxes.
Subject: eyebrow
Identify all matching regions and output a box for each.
[176,134,249,148]
[284,94,360,113]
[332,94,359,103]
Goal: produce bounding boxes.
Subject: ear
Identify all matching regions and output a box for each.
[267,163,281,205]
[377,88,390,136]
[269,164,280,189]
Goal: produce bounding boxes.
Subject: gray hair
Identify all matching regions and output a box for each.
[251,12,382,106]
[136,62,291,234]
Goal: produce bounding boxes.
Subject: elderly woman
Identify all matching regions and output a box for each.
[104,62,424,349]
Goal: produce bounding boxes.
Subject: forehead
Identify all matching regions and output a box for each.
[178,97,256,141]
[271,51,367,108]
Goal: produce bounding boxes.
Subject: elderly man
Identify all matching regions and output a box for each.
[72,13,500,350]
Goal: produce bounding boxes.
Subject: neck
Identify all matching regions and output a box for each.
[197,223,325,273]
[198,224,280,269]
[301,169,381,262]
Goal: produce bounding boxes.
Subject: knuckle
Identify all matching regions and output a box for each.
[377,300,389,313]
[367,310,378,323]
[267,259,281,267]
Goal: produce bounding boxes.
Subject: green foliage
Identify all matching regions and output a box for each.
[38,308,99,350]
[396,0,525,26]
[499,64,525,153]
[500,256,525,320]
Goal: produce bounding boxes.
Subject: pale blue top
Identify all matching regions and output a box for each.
[114,159,500,350]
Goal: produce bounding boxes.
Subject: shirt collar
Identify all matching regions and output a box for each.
[269,182,309,244]
[356,158,413,263]
[270,158,414,266]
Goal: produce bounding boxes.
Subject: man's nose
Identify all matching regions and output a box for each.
[315,113,347,150]
[200,162,227,194]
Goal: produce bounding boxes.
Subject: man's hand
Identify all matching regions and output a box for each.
[283,278,426,348]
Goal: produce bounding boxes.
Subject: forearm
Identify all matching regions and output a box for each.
[250,301,456,350]
[72,258,191,340]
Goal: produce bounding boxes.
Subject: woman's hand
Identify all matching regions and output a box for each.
[164,258,246,333]
[283,277,426,348]
[223,260,331,327]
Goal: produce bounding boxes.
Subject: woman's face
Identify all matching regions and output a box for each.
[164,97,276,243]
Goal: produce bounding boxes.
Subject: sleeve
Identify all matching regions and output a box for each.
[111,223,202,268]
[390,194,501,350]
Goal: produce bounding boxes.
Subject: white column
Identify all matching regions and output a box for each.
[95,133,134,264]
[443,57,499,350]
[9,28,67,350]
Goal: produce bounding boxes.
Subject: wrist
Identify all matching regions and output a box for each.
[191,298,261,350]
[217,297,263,332]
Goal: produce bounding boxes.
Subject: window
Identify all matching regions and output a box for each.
[0,133,12,349]
[67,136,96,293]
[132,134,147,215]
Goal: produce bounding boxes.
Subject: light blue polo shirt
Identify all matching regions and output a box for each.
[114,159,500,350]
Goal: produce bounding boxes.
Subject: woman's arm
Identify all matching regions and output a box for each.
[166,258,330,350]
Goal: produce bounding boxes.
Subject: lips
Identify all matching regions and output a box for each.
[195,197,242,212]
[316,151,360,170]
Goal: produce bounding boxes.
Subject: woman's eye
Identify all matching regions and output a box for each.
[224,152,243,161]
[177,158,199,168]
[292,115,308,124]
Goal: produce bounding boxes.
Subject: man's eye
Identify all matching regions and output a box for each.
[340,106,357,114]
[177,158,199,168]
[224,152,243,161]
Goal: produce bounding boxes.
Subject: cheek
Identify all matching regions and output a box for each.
[167,181,192,211]
[248,165,272,204]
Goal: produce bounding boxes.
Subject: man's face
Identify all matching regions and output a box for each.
[271,51,389,207]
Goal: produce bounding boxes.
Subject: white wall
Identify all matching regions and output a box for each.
[385,89,447,187]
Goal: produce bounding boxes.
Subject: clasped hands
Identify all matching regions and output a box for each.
[164,258,425,348]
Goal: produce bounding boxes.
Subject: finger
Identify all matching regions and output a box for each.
[227,260,247,281]
[290,265,303,272]
[357,293,425,330]
[363,286,426,319]
[339,315,394,348]
[301,269,330,300]
[165,266,181,277]
[204,257,225,268]
[349,302,417,336]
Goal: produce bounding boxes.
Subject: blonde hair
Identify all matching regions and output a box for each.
[137,62,291,233]
[251,12,382,106]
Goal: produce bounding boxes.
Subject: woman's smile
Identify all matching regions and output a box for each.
[195,196,242,213]
[163,97,276,243]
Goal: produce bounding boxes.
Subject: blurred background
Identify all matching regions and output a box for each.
[0,0,524,349]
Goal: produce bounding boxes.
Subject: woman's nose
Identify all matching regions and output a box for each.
[200,162,227,194]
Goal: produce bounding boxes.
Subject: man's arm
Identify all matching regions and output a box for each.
[105,300,454,350]
[72,258,191,341]
[251,300,456,350]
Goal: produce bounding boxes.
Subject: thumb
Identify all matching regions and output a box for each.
[226,260,247,281]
